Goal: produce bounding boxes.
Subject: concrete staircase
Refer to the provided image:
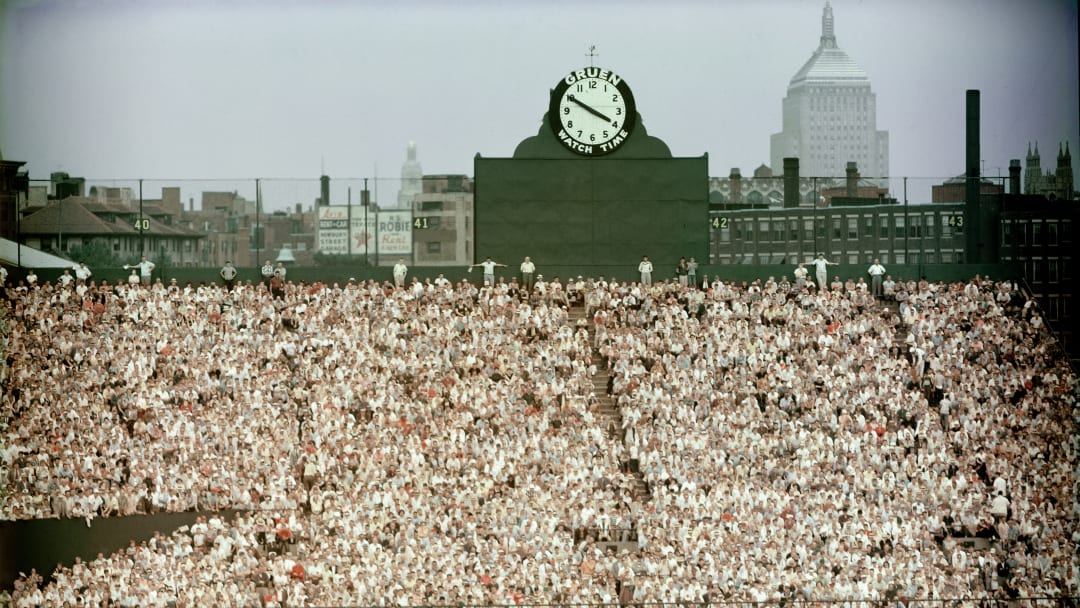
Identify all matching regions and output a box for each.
[877,299,910,360]
[567,305,650,505]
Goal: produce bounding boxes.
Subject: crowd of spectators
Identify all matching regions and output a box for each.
[601,275,1076,602]
[0,270,1076,606]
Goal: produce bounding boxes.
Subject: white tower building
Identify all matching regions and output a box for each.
[397,141,423,208]
[770,1,888,184]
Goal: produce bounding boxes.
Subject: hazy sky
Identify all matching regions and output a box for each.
[2,0,1077,209]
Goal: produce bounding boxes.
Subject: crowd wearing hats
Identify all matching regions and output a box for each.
[0,272,1075,606]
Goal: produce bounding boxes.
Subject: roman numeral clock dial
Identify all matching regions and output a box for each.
[548,67,637,157]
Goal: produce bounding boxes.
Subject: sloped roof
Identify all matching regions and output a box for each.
[0,238,74,268]
[19,200,203,237]
[20,200,129,236]
[81,199,133,215]
[789,2,869,88]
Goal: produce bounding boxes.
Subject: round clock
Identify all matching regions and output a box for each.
[548,67,637,157]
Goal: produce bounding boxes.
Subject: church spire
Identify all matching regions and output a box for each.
[820,1,837,49]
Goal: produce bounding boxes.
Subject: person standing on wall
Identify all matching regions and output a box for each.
[261,260,275,290]
[393,258,409,289]
[675,257,689,287]
[220,261,238,291]
[811,253,837,291]
[469,256,506,286]
[793,263,809,290]
[638,255,653,286]
[74,262,92,284]
[867,258,887,298]
[687,257,699,288]
[520,256,536,292]
[124,255,156,287]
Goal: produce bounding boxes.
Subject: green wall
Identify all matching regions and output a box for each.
[474,157,709,268]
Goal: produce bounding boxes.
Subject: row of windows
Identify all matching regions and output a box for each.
[714,250,965,266]
[53,236,198,255]
[1000,257,1072,286]
[1001,220,1069,247]
[810,126,871,133]
[809,97,869,111]
[713,213,966,243]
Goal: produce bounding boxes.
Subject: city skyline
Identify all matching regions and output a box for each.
[1,0,1077,210]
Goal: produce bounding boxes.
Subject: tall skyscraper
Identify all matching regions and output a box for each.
[770,1,888,184]
[397,141,423,208]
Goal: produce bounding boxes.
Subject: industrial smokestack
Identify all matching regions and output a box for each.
[783,158,799,208]
[845,162,859,197]
[965,90,982,262]
[1009,160,1021,195]
[320,175,330,207]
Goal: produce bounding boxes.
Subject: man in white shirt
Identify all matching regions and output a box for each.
[260,260,275,289]
[638,255,653,286]
[392,258,408,289]
[811,254,836,290]
[219,261,238,291]
[74,262,92,283]
[469,256,505,286]
[867,258,887,298]
[124,256,156,286]
[519,256,536,292]
[793,263,809,290]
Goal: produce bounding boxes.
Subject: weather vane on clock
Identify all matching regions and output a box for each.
[586,45,598,67]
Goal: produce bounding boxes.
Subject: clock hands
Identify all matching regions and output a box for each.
[567,94,611,123]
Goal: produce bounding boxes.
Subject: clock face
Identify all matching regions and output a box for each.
[548,67,637,157]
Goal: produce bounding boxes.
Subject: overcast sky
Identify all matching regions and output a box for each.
[2,0,1077,209]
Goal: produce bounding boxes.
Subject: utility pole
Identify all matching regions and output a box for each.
[812,177,818,255]
[138,179,144,255]
[363,178,370,267]
[903,176,909,264]
[255,178,262,269]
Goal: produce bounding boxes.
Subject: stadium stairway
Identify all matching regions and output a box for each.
[567,305,650,505]
[878,298,909,357]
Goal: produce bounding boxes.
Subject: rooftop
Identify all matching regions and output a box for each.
[789,1,870,88]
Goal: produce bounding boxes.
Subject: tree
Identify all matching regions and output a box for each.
[67,239,124,270]
[155,247,175,271]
